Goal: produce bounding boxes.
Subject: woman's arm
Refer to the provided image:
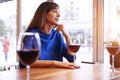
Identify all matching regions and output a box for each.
[31,60,80,69]
[56,24,74,55]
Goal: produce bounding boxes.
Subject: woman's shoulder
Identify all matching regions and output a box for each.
[52,28,60,34]
[28,28,40,32]
[51,29,63,38]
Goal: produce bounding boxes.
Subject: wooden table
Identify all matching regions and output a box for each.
[0,63,120,80]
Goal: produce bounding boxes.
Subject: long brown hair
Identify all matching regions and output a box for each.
[26,2,59,32]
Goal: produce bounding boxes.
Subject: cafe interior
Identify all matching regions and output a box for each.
[0,0,120,80]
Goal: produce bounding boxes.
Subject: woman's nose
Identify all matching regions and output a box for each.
[57,12,60,17]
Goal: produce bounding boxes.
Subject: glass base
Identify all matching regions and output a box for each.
[110,67,119,73]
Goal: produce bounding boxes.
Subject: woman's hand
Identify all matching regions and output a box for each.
[56,24,64,31]
[56,24,66,36]
[53,61,80,69]
[56,24,70,44]
[31,60,80,69]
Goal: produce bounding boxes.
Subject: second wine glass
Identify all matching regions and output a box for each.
[68,32,81,62]
[17,32,41,80]
[106,45,120,72]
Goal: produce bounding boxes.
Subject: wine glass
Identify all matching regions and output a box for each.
[17,32,41,80]
[68,32,81,62]
[106,45,120,72]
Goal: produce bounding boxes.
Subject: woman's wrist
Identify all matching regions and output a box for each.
[53,61,59,67]
[62,31,70,45]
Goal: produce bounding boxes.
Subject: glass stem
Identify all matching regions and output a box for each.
[26,65,30,80]
[74,54,76,63]
[112,55,115,72]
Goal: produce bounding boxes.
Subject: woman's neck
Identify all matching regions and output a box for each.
[40,24,53,34]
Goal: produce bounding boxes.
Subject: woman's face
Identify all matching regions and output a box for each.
[46,7,60,26]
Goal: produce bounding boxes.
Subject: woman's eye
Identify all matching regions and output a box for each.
[52,9,57,12]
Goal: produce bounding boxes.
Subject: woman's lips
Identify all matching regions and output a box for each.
[55,18,59,22]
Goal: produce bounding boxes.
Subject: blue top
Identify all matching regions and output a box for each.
[19,28,75,68]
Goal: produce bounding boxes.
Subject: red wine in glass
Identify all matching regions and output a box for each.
[17,32,41,80]
[106,46,120,72]
[69,44,80,63]
[17,49,39,65]
[68,32,81,63]
[106,46,119,55]
[68,45,80,53]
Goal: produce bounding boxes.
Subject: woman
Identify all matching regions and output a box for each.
[20,1,80,69]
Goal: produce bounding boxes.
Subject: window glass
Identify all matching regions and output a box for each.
[104,0,120,64]
[54,0,93,63]
[0,0,47,66]
[21,0,47,32]
[0,0,16,65]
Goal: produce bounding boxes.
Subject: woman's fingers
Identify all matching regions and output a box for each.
[55,61,80,69]
[68,63,80,69]
[56,24,64,31]
[63,62,80,69]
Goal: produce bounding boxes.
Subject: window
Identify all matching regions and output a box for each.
[104,0,120,64]
[1,0,110,66]
[21,0,47,32]
[0,0,16,65]
[54,0,94,63]
[0,0,46,66]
